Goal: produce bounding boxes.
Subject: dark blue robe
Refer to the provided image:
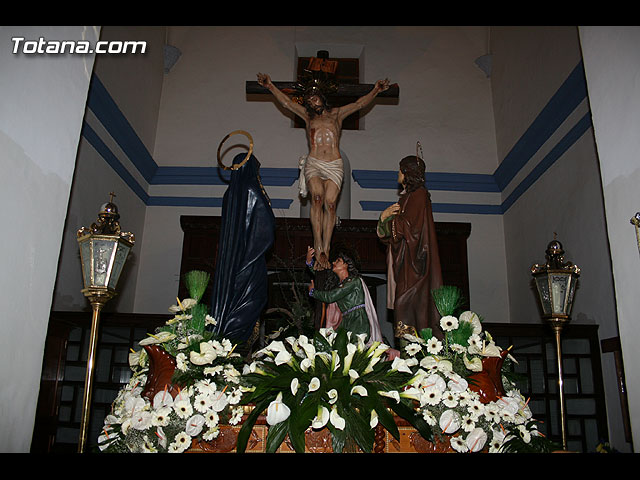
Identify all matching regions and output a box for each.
[210,154,275,342]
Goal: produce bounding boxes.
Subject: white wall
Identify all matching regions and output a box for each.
[490,26,624,451]
[0,25,99,452]
[52,26,166,313]
[580,25,640,451]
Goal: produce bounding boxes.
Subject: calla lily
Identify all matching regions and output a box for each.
[291,378,299,395]
[363,356,382,374]
[348,369,359,384]
[300,357,313,372]
[312,405,330,429]
[342,344,357,374]
[370,409,379,428]
[308,377,321,392]
[266,392,290,426]
[350,385,368,396]
[327,389,339,404]
[390,357,413,373]
[274,349,292,366]
[399,387,422,401]
[329,405,345,430]
[190,342,217,365]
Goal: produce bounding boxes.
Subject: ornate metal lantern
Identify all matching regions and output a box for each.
[531,238,580,450]
[76,194,135,452]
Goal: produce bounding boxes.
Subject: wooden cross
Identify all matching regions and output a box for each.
[246,54,399,101]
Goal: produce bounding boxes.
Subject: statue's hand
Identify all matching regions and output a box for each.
[257,72,271,87]
[376,78,390,92]
[306,246,315,264]
[380,202,400,221]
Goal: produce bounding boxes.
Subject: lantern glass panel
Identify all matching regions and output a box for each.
[108,242,131,290]
[79,239,92,289]
[550,273,570,315]
[535,275,551,315]
[92,238,117,287]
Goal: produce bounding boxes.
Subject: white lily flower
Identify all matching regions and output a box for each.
[390,357,413,373]
[350,385,368,397]
[399,387,422,401]
[329,405,345,430]
[363,355,381,374]
[291,378,299,396]
[308,377,321,392]
[425,373,447,392]
[331,351,341,372]
[300,357,313,372]
[266,392,290,426]
[274,349,293,366]
[190,342,217,365]
[327,388,339,404]
[205,314,216,326]
[355,333,368,352]
[124,396,146,414]
[348,369,359,384]
[168,298,197,313]
[370,410,379,428]
[464,355,483,372]
[312,406,330,429]
[343,343,357,374]
[138,331,176,346]
[459,311,482,335]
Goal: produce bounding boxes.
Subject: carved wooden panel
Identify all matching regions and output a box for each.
[178,216,471,311]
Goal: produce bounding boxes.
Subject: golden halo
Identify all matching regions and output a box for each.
[217,130,254,171]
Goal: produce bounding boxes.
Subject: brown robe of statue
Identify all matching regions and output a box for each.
[378,186,443,338]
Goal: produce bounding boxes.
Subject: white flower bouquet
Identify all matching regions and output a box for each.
[236,327,432,453]
[98,271,248,453]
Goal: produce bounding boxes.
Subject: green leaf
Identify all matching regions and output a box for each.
[265,419,290,453]
[236,396,271,453]
[342,406,374,453]
[388,399,433,443]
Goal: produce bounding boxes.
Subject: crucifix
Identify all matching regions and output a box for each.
[247,53,399,270]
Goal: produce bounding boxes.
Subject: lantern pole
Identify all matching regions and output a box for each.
[531,238,579,451]
[78,291,113,452]
[76,194,134,453]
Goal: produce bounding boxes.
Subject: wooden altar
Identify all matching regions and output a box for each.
[187,413,464,453]
[177,216,471,311]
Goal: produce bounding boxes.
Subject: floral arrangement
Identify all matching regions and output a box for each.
[98,278,558,453]
[97,271,248,453]
[237,326,431,453]
[397,286,559,453]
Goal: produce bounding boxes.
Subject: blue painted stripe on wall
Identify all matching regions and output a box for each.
[493,61,588,191]
[84,60,591,215]
[352,170,500,192]
[82,122,150,204]
[86,75,158,183]
[151,166,299,186]
[360,200,504,215]
[147,196,293,209]
[501,112,593,213]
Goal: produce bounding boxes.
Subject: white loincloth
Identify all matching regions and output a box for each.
[298,155,344,197]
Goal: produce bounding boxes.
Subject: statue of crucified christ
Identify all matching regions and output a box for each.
[257,71,390,269]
